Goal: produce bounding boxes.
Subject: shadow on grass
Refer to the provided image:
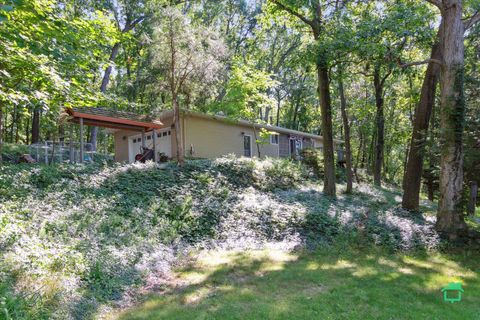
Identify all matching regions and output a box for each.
[117,247,480,320]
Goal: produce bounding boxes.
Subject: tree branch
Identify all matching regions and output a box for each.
[398,58,443,68]
[424,0,442,9]
[463,10,480,31]
[268,0,314,28]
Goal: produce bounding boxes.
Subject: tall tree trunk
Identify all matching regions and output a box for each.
[10,106,16,142]
[367,127,376,174]
[467,181,478,216]
[89,42,122,151]
[316,62,336,196]
[291,94,300,129]
[276,96,281,126]
[15,109,20,143]
[354,129,363,181]
[173,97,184,166]
[402,22,443,210]
[25,109,30,145]
[373,67,385,186]
[426,95,438,201]
[435,0,467,237]
[338,76,353,194]
[269,0,336,196]
[0,104,3,164]
[31,107,40,144]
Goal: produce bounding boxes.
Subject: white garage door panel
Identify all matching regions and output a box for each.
[128,129,172,163]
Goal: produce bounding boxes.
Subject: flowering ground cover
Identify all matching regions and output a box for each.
[0,156,478,319]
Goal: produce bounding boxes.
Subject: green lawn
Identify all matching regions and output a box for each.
[113,247,480,320]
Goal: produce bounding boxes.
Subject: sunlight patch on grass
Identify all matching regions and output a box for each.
[352,266,379,277]
[379,272,401,281]
[180,271,209,285]
[182,285,233,305]
[377,257,400,268]
[319,259,357,270]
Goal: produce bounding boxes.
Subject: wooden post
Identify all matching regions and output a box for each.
[152,129,157,162]
[80,117,84,163]
[44,141,48,165]
[69,124,74,163]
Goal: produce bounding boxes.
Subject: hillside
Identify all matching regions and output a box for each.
[0,157,477,319]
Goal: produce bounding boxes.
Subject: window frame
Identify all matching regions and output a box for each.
[270,134,279,145]
[243,134,252,158]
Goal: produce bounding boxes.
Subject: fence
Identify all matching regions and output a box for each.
[28,141,112,164]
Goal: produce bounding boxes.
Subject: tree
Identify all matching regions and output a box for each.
[267,0,337,197]
[402,21,443,210]
[0,0,116,156]
[338,70,353,193]
[151,6,226,165]
[424,0,471,237]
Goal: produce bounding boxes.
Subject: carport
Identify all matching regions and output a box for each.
[65,107,164,163]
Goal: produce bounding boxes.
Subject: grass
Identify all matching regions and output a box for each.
[114,246,480,320]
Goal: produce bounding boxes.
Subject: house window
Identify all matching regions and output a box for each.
[168,131,171,135]
[147,135,151,140]
[133,138,137,143]
[243,135,252,157]
[270,134,279,145]
[163,132,167,137]
[157,133,161,138]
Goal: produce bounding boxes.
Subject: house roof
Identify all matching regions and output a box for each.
[159,109,344,144]
[65,107,164,132]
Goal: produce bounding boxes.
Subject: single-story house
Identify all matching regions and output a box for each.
[66,107,343,163]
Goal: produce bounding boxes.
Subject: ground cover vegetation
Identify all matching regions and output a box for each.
[2,157,477,319]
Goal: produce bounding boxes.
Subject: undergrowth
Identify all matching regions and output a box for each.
[0,155,443,319]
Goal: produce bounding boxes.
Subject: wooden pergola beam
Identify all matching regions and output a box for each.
[70,118,148,132]
[66,108,163,130]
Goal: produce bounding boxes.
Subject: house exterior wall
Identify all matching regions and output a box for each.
[182,115,279,158]
[112,112,338,163]
[114,130,136,162]
[313,138,324,149]
[279,134,290,157]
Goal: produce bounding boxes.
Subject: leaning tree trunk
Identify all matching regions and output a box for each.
[339,76,353,194]
[316,62,337,197]
[467,181,478,216]
[373,67,385,187]
[435,0,468,237]
[402,27,443,210]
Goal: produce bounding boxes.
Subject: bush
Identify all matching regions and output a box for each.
[300,148,323,178]
[1,143,29,163]
[263,158,306,190]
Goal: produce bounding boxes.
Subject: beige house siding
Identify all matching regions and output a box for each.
[112,111,339,162]
[114,130,134,162]
[313,138,324,149]
[182,115,279,158]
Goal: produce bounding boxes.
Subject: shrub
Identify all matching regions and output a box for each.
[300,148,323,178]
[263,158,306,190]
